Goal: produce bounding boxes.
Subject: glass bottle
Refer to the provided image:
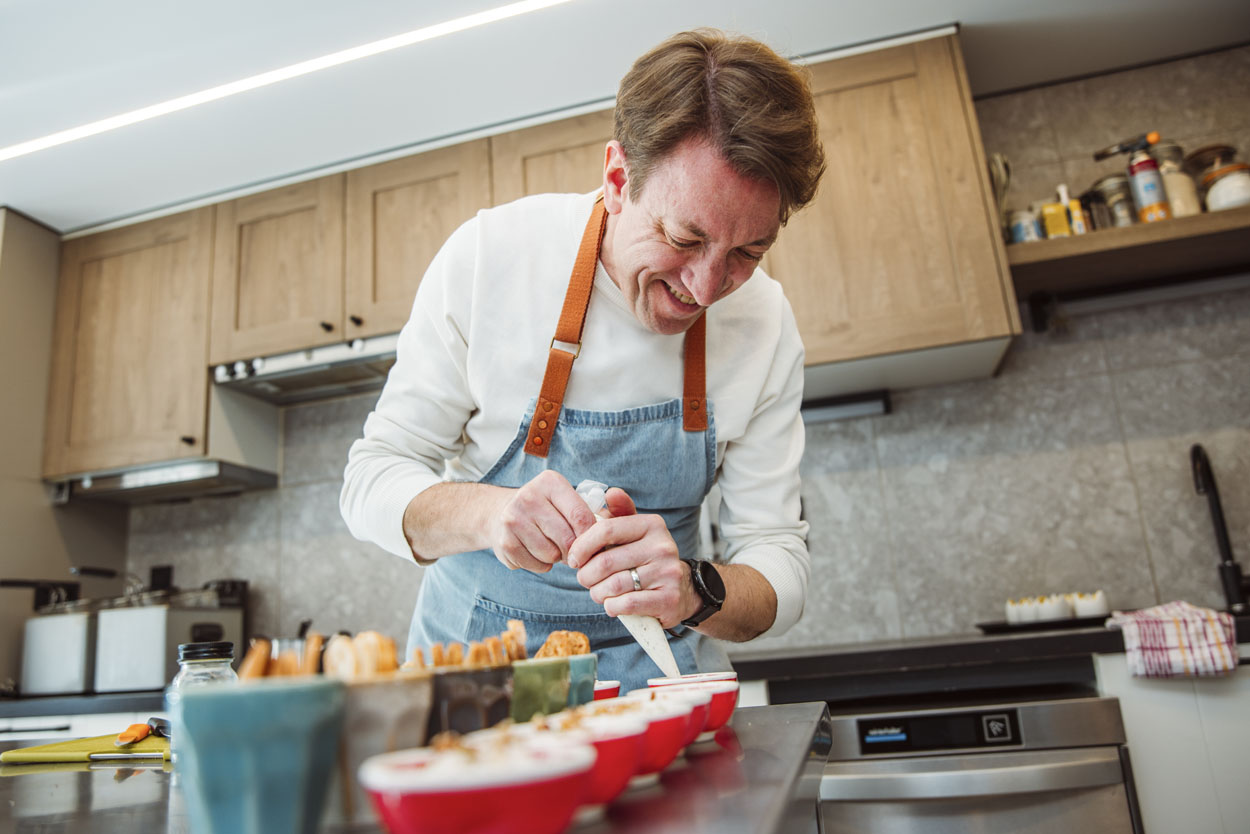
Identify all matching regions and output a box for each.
[166,641,236,762]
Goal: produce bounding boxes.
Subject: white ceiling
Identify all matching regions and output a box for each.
[2,0,1249,234]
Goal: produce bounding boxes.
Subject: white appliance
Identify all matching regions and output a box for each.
[20,611,96,696]
[94,603,244,692]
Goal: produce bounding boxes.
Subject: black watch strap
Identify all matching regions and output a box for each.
[681,558,725,627]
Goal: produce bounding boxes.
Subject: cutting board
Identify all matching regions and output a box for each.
[0,734,169,764]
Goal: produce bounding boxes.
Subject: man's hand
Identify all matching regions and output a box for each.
[566,488,701,628]
[487,470,598,573]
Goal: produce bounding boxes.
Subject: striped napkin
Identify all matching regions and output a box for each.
[1106,601,1237,678]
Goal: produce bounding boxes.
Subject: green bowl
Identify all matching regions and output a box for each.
[510,657,569,722]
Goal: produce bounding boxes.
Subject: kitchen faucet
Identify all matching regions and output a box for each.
[1191,444,1249,614]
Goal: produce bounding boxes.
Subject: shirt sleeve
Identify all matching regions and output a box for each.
[716,291,811,640]
[339,218,480,560]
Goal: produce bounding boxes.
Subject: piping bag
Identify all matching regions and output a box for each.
[576,480,681,679]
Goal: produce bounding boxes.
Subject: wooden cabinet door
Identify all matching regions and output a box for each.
[44,209,214,478]
[345,140,492,338]
[764,36,1017,366]
[490,109,613,203]
[210,175,344,364]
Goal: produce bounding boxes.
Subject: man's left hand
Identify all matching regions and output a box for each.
[566,487,700,628]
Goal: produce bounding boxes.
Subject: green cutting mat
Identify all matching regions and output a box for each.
[0,733,169,763]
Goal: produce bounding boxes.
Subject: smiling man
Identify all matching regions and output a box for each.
[341,29,826,691]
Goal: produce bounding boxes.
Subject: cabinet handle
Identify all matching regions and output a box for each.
[320,321,334,332]
[180,436,196,445]
[349,315,363,327]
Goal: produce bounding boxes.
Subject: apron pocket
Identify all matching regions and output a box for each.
[467,595,624,658]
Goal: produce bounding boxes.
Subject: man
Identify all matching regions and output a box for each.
[341,29,825,691]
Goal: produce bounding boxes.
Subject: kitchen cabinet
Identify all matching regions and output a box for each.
[43,209,214,478]
[345,139,493,338]
[763,35,1019,366]
[489,109,613,204]
[488,38,1019,378]
[209,175,345,365]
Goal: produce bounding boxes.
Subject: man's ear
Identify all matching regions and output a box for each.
[602,140,628,214]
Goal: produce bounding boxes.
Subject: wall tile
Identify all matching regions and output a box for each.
[876,375,1157,636]
[1115,355,1250,610]
[742,420,903,653]
[996,305,1107,381]
[277,480,421,647]
[129,490,282,638]
[975,88,1062,167]
[1002,161,1065,213]
[282,393,379,486]
[1120,427,1250,612]
[1098,286,1250,373]
[1194,46,1250,133]
[1039,75,1159,164]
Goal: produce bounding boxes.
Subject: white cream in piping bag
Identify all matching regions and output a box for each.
[575,480,682,679]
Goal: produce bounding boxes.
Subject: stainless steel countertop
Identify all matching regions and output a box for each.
[0,702,831,834]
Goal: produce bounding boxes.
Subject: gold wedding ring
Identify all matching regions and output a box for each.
[629,567,642,592]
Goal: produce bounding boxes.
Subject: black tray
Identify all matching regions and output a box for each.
[976,614,1111,634]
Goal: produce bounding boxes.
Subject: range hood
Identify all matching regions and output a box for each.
[213,333,398,405]
[54,386,280,505]
[207,328,1016,416]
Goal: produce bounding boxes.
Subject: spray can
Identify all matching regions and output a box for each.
[1127,151,1171,223]
[1094,131,1172,224]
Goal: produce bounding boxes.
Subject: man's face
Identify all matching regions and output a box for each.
[600,136,781,336]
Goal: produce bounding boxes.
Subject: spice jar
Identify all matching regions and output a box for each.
[1152,139,1202,217]
[1008,209,1043,243]
[1091,175,1136,228]
[1203,163,1250,211]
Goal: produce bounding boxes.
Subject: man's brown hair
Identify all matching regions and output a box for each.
[614,29,825,224]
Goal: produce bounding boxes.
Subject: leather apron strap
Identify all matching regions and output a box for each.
[524,196,707,458]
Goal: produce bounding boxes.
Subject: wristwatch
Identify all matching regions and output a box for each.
[681,559,726,627]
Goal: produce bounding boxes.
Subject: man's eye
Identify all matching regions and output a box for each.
[737,249,764,262]
[668,237,698,249]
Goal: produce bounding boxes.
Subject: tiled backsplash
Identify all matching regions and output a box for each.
[127,45,1250,656]
[128,283,1250,655]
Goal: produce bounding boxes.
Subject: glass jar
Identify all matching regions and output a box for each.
[1091,175,1136,228]
[1203,163,1250,211]
[166,641,237,761]
[1152,140,1202,217]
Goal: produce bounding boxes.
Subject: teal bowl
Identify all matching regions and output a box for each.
[170,678,346,834]
[566,653,598,707]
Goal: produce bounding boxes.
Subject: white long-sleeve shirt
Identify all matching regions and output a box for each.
[341,191,810,638]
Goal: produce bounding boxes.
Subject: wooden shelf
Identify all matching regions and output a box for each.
[1007,204,1250,299]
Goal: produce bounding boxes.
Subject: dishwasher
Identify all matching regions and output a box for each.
[819,696,1144,833]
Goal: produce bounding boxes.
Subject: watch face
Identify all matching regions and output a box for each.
[695,560,726,605]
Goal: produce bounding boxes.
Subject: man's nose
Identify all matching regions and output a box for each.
[685,254,729,307]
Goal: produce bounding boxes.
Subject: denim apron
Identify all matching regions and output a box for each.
[407,197,730,692]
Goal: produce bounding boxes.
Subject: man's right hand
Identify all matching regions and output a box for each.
[486,470,598,572]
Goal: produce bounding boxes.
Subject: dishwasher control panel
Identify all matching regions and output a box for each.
[857,708,1021,755]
